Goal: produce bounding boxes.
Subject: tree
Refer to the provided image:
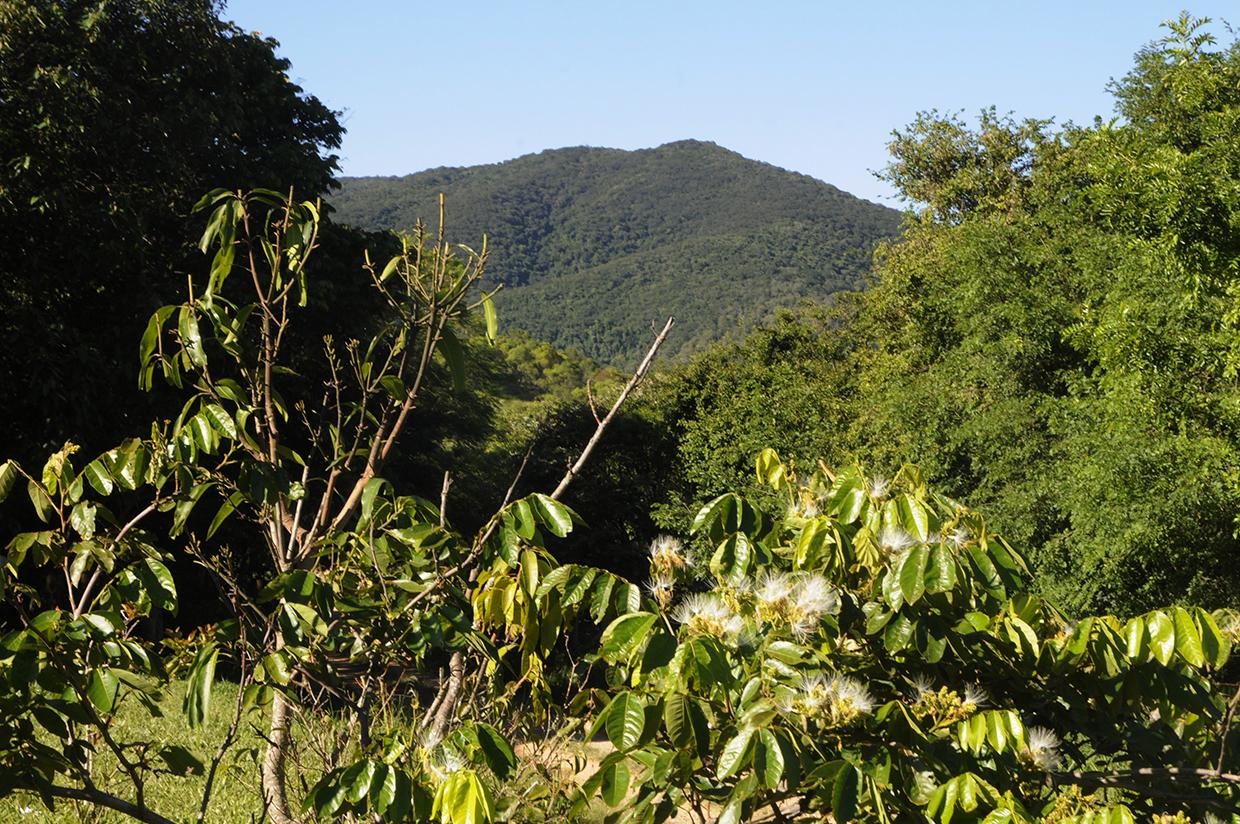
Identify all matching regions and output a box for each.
[578,449,1240,822]
[0,189,671,823]
[647,15,1240,615]
[0,0,342,464]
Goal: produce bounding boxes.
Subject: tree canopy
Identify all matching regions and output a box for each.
[633,14,1240,617]
[0,0,342,463]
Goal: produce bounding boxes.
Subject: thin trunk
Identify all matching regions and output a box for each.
[427,651,465,744]
[261,691,298,824]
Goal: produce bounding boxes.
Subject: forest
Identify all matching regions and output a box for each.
[330,142,901,365]
[1,2,1239,822]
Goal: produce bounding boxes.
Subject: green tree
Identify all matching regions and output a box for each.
[647,15,1240,615]
[577,450,1240,822]
[0,190,665,823]
[0,0,342,464]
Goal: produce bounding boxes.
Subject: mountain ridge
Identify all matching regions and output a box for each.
[329,140,902,365]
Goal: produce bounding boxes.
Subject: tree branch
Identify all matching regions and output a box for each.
[47,784,176,824]
[550,316,673,501]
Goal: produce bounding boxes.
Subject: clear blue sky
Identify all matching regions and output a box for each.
[223,2,1232,205]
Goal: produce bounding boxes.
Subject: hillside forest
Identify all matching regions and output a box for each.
[1,3,1239,823]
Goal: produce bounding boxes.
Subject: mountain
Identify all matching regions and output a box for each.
[329,140,902,365]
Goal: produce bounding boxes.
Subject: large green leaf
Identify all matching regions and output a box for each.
[0,460,18,503]
[530,493,575,538]
[925,543,957,593]
[1196,608,1231,668]
[603,691,646,750]
[716,726,754,779]
[599,612,657,664]
[599,758,630,807]
[87,667,121,713]
[832,764,860,822]
[1171,607,1203,667]
[1145,610,1175,665]
[474,723,516,780]
[183,642,219,729]
[899,545,929,605]
[755,729,785,789]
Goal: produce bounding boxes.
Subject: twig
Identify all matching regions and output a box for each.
[46,785,176,824]
[586,378,602,425]
[439,470,452,528]
[550,316,673,502]
[1218,680,1240,772]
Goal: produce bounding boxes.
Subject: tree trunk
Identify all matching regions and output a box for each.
[261,691,298,824]
[427,651,465,744]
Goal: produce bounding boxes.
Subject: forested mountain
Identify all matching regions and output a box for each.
[330,140,901,364]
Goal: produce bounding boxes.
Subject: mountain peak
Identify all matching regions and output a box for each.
[331,145,901,365]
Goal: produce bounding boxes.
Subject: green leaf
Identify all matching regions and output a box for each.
[87,667,121,713]
[716,726,754,779]
[530,493,575,538]
[1172,607,1204,667]
[884,613,915,652]
[207,491,243,539]
[360,476,389,526]
[925,543,957,593]
[379,375,406,401]
[178,306,206,367]
[263,650,292,685]
[600,612,657,664]
[345,760,376,804]
[474,723,516,780]
[1196,608,1231,668]
[899,545,929,605]
[27,480,54,523]
[603,691,646,750]
[711,532,753,583]
[0,460,18,503]
[183,642,219,728]
[438,326,467,392]
[755,729,785,789]
[1145,610,1175,665]
[81,459,113,496]
[372,763,397,813]
[201,403,237,439]
[599,758,630,808]
[69,501,97,540]
[895,493,930,540]
[832,764,860,822]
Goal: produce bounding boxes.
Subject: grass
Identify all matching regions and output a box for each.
[0,681,688,823]
[1,679,297,823]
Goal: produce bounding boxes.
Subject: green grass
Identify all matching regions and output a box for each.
[0,679,326,823]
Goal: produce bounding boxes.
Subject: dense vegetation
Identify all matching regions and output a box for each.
[593,15,1240,619]
[330,141,901,365]
[1,3,1239,823]
[0,0,343,466]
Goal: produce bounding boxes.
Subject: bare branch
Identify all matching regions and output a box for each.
[550,316,674,502]
[46,785,176,824]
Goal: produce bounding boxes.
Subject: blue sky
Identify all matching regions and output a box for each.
[223,2,1232,205]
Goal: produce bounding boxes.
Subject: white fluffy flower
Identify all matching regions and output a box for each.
[828,674,875,716]
[962,684,988,711]
[1024,726,1060,770]
[869,475,890,500]
[645,571,676,607]
[649,535,689,572]
[797,672,875,724]
[910,674,935,700]
[673,593,744,642]
[755,570,795,608]
[793,574,840,617]
[879,526,915,554]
